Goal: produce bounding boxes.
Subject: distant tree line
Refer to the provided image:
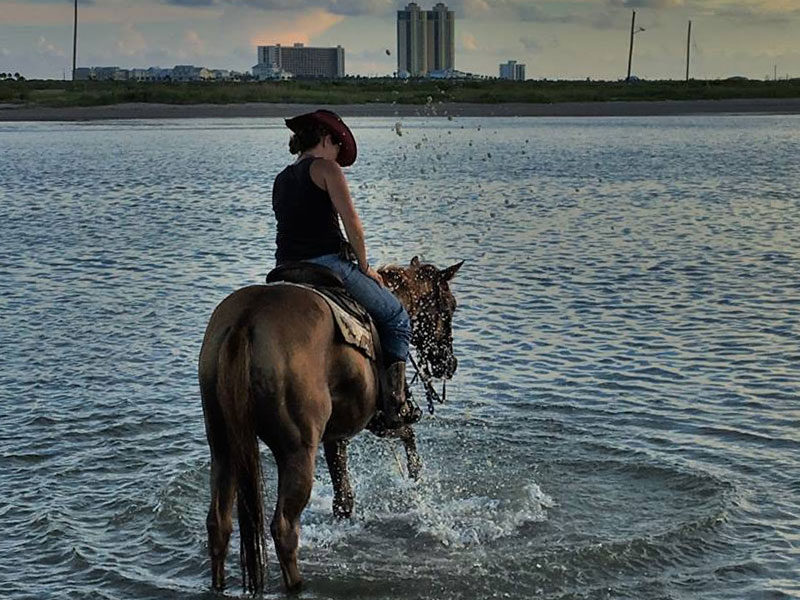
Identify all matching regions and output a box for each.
[0,72,25,81]
[2,76,799,107]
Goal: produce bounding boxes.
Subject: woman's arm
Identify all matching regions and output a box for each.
[313,159,383,284]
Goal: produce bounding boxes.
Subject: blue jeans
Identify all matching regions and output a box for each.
[305,253,410,362]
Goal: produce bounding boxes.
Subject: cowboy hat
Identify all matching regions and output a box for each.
[285,109,357,167]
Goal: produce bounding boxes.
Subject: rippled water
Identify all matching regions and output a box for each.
[1,115,799,599]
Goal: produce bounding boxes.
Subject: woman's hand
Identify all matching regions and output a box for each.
[363,265,384,286]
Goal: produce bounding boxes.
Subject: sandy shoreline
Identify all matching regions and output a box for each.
[1,98,800,121]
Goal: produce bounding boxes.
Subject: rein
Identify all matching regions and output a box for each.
[408,352,446,415]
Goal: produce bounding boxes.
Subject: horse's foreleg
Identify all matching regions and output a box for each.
[324,440,354,519]
[271,446,317,593]
[399,426,422,481]
[206,456,235,590]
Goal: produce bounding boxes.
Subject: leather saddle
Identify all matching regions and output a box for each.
[265,262,380,361]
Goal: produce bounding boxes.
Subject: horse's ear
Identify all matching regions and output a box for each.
[441,260,464,281]
[410,256,421,269]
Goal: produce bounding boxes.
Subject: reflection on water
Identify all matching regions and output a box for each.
[1,116,799,599]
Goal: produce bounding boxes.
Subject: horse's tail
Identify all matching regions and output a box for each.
[217,324,266,593]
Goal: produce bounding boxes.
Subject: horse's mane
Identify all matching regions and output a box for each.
[378,264,412,291]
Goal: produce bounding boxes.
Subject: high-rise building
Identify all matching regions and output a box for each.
[397,3,426,77]
[256,43,345,78]
[427,3,455,73]
[397,3,454,77]
[499,60,526,81]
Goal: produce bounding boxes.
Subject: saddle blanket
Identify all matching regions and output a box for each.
[266,282,376,360]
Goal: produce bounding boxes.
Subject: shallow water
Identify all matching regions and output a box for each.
[1,115,799,599]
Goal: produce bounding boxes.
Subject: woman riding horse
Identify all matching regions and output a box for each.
[274,109,417,430]
[198,110,462,593]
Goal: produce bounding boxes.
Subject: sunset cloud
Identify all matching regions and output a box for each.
[709,0,800,23]
[115,24,148,57]
[461,32,478,51]
[248,8,345,46]
[1,0,222,25]
[0,0,797,80]
[37,35,65,58]
[177,30,206,59]
[608,0,685,8]
[519,35,542,52]
[160,0,395,16]
[607,0,800,19]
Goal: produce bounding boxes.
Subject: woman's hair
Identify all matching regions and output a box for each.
[289,124,331,155]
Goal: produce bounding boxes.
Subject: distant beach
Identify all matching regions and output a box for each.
[2,97,800,121]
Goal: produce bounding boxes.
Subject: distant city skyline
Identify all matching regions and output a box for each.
[1,0,798,81]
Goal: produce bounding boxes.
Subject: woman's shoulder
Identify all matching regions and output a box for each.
[309,157,342,177]
[308,158,342,192]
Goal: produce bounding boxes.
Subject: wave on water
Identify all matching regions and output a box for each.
[402,479,554,548]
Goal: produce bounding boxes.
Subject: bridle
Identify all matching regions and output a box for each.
[407,279,452,415]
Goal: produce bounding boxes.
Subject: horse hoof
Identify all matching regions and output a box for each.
[286,579,303,595]
[211,576,225,592]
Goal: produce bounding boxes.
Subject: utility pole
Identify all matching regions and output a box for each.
[626,10,636,82]
[685,20,692,82]
[72,0,78,81]
[774,64,778,81]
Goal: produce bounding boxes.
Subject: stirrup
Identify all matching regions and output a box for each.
[400,399,422,425]
[367,398,422,437]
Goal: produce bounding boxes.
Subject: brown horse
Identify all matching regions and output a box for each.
[198,256,463,593]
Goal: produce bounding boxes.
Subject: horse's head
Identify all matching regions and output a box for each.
[382,256,464,379]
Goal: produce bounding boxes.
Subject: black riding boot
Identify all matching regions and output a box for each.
[368,361,421,434]
[382,361,422,429]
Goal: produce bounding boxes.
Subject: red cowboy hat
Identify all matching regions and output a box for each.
[285,109,357,167]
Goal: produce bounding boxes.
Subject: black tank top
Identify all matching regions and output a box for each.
[272,156,346,264]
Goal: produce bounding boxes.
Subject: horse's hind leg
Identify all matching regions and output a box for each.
[271,445,317,592]
[324,440,354,519]
[202,376,236,591]
[207,453,235,590]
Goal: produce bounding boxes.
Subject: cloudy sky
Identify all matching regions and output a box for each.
[1,0,798,80]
